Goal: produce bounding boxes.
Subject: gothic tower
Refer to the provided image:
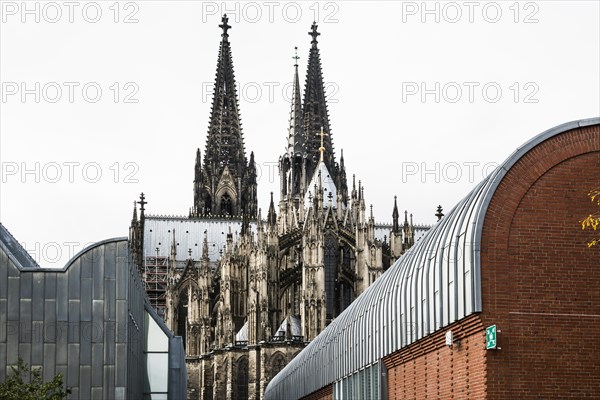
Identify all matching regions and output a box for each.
[192,14,258,218]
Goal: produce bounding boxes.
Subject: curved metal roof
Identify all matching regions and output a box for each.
[264,117,600,400]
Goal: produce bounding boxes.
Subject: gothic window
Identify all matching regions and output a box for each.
[177,289,188,350]
[221,193,233,215]
[271,353,287,380]
[203,194,212,215]
[233,356,249,400]
[324,236,337,320]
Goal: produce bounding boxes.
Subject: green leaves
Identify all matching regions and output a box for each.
[0,358,71,400]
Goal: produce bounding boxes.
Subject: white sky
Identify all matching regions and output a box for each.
[1,0,599,267]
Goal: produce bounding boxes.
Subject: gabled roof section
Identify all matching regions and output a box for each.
[0,223,40,269]
[203,14,248,178]
[303,161,337,209]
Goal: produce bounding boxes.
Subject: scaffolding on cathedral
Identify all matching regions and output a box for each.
[143,252,168,319]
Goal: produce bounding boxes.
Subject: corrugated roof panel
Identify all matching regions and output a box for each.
[143,217,256,262]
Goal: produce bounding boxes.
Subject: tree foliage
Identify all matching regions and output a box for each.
[580,188,600,247]
[0,358,70,400]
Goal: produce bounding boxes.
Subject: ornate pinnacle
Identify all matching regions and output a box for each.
[435,205,444,221]
[293,46,300,67]
[219,14,231,38]
[309,22,320,46]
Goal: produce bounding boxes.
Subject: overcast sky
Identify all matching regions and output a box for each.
[1,0,599,267]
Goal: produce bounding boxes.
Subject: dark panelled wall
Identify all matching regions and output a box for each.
[0,236,145,399]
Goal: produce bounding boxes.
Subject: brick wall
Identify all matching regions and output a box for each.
[480,124,600,399]
[302,384,333,400]
[384,314,487,399]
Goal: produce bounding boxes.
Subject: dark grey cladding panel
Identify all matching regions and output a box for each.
[20,299,32,336]
[104,322,116,364]
[115,343,126,387]
[68,258,80,300]
[32,273,44,321]
[80,278,92,321]
[116,260,127,300]
[116,300,127,342]
[92,343,103,386]
[0,251,7,299]
[80,323,92,366]
[104,242,116,279]
[103,365,115,397]
[55,321,68,365]
[104,279,116,320]
[81,248,93,279]
[67,343,80,387]
[0,343,5,380]
[91,387,102,400]
[92,300,104,342]
[43,343,56,381]
[31,321,44,364]
[6,326,17,364]
[44,273,56,299]
[0,299,6,342]
[20,269,33,299]
[7,277,19,320]
[68,300,80,343]
[80,365,91,400]
[56,273,68,321]
[92,245,104,301]
[43,300,56,333]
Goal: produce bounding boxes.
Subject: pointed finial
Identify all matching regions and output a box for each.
[188,248,192,258]
[138,192,147,215]
[293,46,300,67]
[309,22,320,46]
[392,196,399,233]
[219,14,231,38]
[435,205,444,221]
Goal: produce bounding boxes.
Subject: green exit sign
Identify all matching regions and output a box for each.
[486,325,497,350]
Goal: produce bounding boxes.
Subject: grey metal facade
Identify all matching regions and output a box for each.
[0,223,187,399]
[263,117,600,400]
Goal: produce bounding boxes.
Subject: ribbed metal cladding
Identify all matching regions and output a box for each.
[264,117,600,400]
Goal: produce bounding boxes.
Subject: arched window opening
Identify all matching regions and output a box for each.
[177,289,189,350]
[221,193,233,215]
[233,356,249,400]
[271,353,287,380]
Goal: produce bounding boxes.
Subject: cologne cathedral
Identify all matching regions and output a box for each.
[129,15,428,400]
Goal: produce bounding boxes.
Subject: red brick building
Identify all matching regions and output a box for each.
[264,118,600,399]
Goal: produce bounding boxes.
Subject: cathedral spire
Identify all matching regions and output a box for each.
[303,22,335,178]
[193,14,257,218]
[287,46,304,157]
[204,14,245,174]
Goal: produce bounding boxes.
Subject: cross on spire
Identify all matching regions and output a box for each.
[219,14,231,37]
[138,192,147,214]
[317,126,327,162]
[293,46,300,67]
[309,22,320,46]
